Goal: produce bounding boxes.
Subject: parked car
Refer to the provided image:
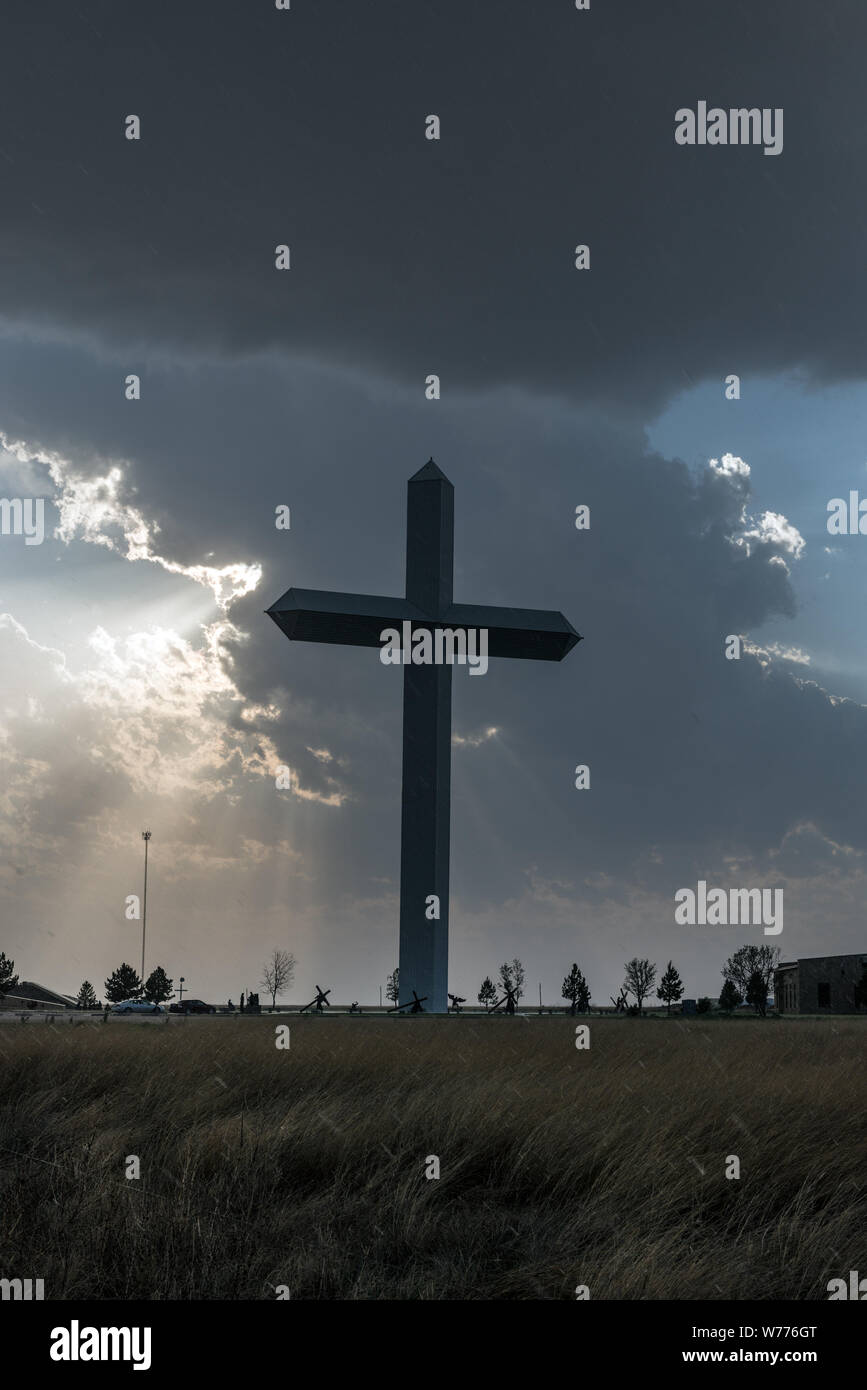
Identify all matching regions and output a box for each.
[169,999,216,1015]
[111,1000,164,1015]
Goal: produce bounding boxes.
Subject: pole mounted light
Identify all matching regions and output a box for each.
[141,831,152,986]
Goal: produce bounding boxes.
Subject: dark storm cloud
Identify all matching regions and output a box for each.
[2,0,866,415]
[3,331,864,922]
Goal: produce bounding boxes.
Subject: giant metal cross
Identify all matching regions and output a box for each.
[267,461,580,1013]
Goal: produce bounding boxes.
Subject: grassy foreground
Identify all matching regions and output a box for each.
[0,1015,864,1300]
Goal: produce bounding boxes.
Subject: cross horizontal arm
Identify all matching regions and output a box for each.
[266,588,429,648]
[443,603,580,661]
[266,588,581,661]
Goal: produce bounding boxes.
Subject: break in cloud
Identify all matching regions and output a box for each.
[0,424,352,893]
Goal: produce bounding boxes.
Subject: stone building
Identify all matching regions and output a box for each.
[774,954,867,1015]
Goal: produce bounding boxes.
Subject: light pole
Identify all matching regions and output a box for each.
[178,976,186,1005]
[141,830,151,986]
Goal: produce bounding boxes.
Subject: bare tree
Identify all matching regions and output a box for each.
[721,944,780,1005]
[510,957,526,1002]
[261,949,296,1010]
[623,958,657,1015]
[499,958,525,1002]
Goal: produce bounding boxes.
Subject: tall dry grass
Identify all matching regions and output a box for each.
[0,1015,864,1299]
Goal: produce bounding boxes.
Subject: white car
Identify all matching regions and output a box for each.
[111,999,164,1015]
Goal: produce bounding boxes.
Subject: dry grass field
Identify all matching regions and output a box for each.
[0,1015,864,1300]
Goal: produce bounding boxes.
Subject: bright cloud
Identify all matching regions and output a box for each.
[739,509,806,560]
[709,451,751,479]
[0,430,262,610]
[743,639,811,667]
[452,726,499,748]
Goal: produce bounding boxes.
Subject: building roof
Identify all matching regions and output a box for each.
[775,955,866,969]
[3,981,78,1007]
[795,953,867,963]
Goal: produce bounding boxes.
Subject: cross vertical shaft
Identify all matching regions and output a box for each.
[266,458,581,1015]
[398,463,454,1013]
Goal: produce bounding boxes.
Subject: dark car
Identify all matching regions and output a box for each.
[169,998,216,1014]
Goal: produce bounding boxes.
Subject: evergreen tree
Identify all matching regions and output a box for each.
[478,976,497,1010]
[143,966,174,1004]
[76,980,98,1009]
[104,963,142,1003]
[385,968,400,1004]
[721,944,780,1006]
[718,979,742,1013]
[509,957,525,1001]
[746,970,767,1017]
[0,951,19,999]
[562,963,591,1015]
[575,973,591,1013]
[656,960,684,1015]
